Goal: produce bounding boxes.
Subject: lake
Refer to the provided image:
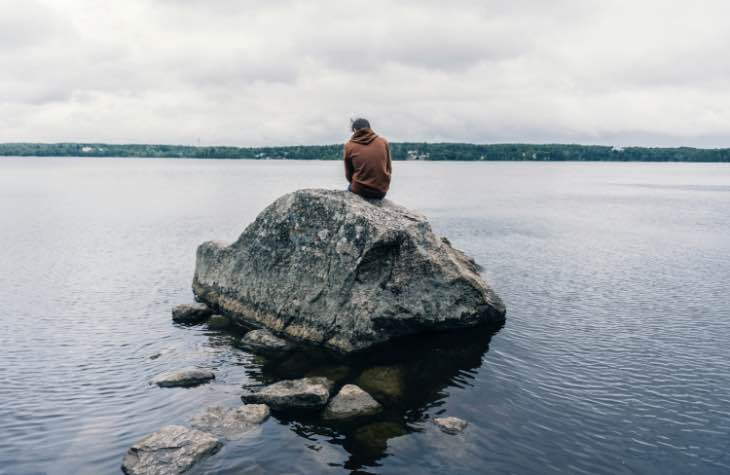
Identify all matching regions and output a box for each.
[1,158,729,475]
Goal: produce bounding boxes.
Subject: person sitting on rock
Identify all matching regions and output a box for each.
[344,118,392,199]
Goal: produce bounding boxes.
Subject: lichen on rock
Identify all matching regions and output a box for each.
[241,377,334,410]
[190,404,270,440]
[193,189,505,353]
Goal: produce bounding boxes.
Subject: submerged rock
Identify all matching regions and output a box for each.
[352,421,407,454]
[151,368,215,388]
[121,425,221,475]
[238,329,291,354]
[323,384,382,421]
[241,377,333,410]
[305,365,351,383]
[206,314,230,330]
[172,303,213,324]
[355,365,405,400]
[434,416,468,434]
[190,404,270,439]
[193,189,506,353]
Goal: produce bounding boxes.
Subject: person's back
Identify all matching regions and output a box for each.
[344,118,392,199]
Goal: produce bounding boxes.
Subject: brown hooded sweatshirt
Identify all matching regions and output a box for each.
[344,128,392,199]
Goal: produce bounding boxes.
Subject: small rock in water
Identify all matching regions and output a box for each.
[355,365,405,400]
[323,384,382,421]
[151,368,215,388]
[206,314,230,330]
[148,346,177,360]
[241,377,333,410]
[121,425,221,475]
[172,303,214,324]
[434,416,468,434]
[238,329,291,354]
[190,404,270,440]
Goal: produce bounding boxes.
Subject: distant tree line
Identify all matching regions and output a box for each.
[1,142,729,162]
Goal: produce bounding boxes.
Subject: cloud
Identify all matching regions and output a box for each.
[0,0,728,147]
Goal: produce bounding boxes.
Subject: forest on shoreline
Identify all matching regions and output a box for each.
[2,142,729,162]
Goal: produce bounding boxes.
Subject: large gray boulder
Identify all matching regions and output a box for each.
[121,425,221,475]
[193,189,505,353]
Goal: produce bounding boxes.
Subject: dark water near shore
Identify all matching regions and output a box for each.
[1,158,729,475]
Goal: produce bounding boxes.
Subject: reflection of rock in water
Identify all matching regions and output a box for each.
[355,365,406,401]
[242,324,501,471]
[351,421,407,457]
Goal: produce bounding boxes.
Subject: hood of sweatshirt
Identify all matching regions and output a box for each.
[350,128,378,145]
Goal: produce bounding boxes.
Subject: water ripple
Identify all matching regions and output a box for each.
[1,159,729,474]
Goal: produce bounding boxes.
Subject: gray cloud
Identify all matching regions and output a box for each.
[0,0,728,147]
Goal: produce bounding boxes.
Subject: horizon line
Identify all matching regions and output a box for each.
[2,141,730,151]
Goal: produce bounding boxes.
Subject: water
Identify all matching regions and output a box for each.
[1,158,729,475]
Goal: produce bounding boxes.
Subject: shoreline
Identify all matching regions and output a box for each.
[2,142,730,162]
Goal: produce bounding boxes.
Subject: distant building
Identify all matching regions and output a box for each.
[406,150,430,160]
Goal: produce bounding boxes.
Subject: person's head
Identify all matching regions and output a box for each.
[350,118,371,132]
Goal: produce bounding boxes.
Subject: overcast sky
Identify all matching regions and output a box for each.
[1,0,729,147]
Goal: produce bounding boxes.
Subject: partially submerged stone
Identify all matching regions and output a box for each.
[121,425,222,475]
[434,416,468,434]
[172,303,214,324]
[238,329,291,354]
[151,368,215,388]
[193,189,506,353]
[241,377,333,410]
[206,314,230,330]
[352,421,407,454]
[355,365,405,400]
[190,404,270,440]
[323,384,382,421]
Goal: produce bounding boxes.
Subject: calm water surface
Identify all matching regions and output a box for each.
[1,158,729,475]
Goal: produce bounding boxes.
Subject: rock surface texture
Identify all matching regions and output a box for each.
[193,189,506,353]
[190,404,270,439]
[238,329,291,354]
[356,366,405,400]
[434,416,469,434]
[206,314,230,330]
[151,368,215,388]
[241,377,333,410]
[121,425,221,475]
[323,384,382,420]
[172,303,214,324]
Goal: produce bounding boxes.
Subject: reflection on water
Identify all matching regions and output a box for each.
[2,158,730,474]
[235,324,500,471]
